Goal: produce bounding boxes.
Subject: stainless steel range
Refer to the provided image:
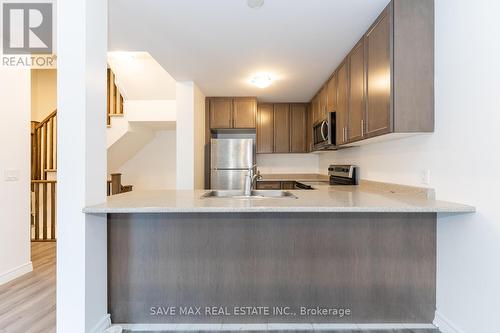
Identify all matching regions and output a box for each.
[328,164,358,185]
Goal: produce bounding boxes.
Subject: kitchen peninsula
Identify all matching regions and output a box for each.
[84,182,474,325]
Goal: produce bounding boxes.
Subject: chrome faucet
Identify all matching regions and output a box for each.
[243,169,262,196]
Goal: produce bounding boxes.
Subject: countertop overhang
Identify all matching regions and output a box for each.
[83,181,475,214]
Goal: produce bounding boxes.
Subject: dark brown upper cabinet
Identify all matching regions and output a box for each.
[256,103,309,154]
[209,98,233,129]
[319,85,328,121]
[233,97,257,128]
[347,39,366,143]
[336,60,349,146]
[273,104,291,153]
[290,104,308,153]
[326,72,337,113]
[365,5,392,137]
[256,104,274,153]
[209,97,257,129]
[310,0,434,149]
[311,94,320,125]
[306,103,313,152]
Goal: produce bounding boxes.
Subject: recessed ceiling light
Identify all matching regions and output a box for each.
[250,73,273,88]
[247,0,265,9]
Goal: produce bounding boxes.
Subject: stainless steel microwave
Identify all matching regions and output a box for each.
[313,112,336,150]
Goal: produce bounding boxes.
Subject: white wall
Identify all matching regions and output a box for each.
[193,84,206,189]
[57,0,109,331]
[257,153,319,174]
[176,81,206,190]
[31,69,57,122]
[0,67,32,285]
[118,130,176,190]
[108,52,177,100]
[319,0,500,331]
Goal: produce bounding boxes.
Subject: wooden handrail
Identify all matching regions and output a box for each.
[107,68,124,126]
[31,180,56,241]
[107,173,133,196]
[35,110,57,130]
[32,110,57,180]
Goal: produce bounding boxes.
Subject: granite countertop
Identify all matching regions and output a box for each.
[83,180,475,214]
[258,173,330,182]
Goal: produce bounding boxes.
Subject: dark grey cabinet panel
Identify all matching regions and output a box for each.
[336,61,349,145]
[108,212,436,324]
[366,6,392,137]
[347,39,366,143]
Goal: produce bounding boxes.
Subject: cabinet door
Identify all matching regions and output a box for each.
[256,104,274,153]
[256,181,281,190]
[281,181,296,190]
[347,39,366,142]
[306,103,313,152]
[366,8,392,137]
[327,72,337,112]
[209,98,233,129]
[319,86,328,120]
[336,60,349,145]
[311,95,319,125]
[290,104,307,153]
[273,104,290,153]
[233,97,257,128]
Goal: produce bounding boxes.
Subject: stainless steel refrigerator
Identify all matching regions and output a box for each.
[210,138,255,190]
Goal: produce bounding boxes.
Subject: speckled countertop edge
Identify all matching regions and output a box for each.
[83,180,476,214]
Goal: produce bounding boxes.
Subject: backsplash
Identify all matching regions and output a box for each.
[257,153,319,174]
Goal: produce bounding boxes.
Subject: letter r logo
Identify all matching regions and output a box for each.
[2,3,52,54]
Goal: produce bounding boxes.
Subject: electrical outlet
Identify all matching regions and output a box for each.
[4,170,19,182]
[420,170,431,185]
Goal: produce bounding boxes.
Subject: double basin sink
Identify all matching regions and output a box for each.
[201,190,297,199]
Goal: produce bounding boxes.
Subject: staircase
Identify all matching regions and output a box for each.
[106,67,177,173]
[29,67,144,241]
[31,113,57,241]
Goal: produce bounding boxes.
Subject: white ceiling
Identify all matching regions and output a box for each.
[109,0,390,102]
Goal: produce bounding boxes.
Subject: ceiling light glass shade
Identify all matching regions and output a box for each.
[250,74,273,88]
[247,0,265,9]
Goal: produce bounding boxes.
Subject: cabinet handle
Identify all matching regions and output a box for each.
[361,120,364,137]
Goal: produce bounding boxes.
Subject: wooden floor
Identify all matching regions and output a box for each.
[0,242,56,333]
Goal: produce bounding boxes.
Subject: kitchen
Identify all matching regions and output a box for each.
[84,0,478,331]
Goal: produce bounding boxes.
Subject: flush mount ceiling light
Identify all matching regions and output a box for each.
[250,73,273,88]
[247,0,265,9]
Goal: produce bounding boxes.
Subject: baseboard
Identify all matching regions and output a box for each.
[118,323,437,331]
[434,311,464,333]
[89,313,111,333]
[0,262,33,286]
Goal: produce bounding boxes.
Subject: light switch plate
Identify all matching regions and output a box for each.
[4,170,20,182]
